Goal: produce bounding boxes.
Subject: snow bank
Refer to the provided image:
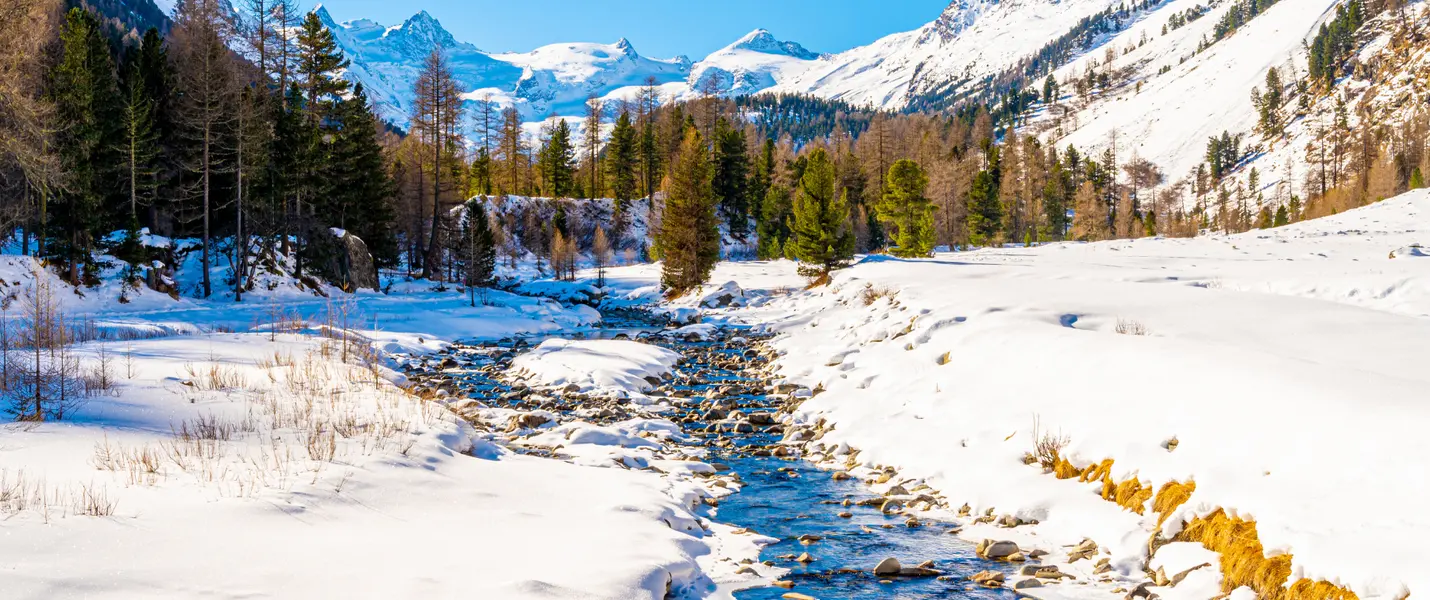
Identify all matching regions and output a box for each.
[0,332,717,599]
[509,339,681,396]
[649,193,1430,599]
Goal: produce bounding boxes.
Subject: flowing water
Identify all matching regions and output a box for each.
[404,310,1018,599]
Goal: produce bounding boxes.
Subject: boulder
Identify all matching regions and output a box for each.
[311,228,379,291]
[971,570,1005,587]
[873,557,901,576]
[978,540,1021,559]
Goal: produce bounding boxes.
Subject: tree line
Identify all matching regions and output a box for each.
[1,0,398,298]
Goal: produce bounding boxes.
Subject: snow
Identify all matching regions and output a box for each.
[0,251,745,598]
[0,330,725,599]
[589,191,1430,599]
[508,339,682,396]
[1046,0,1342,186]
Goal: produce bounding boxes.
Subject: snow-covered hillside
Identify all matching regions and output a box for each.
[589,189,1430,600]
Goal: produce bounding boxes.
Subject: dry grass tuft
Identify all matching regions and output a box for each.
[1115,318,1149,336]
[1175,510,1359,600]
[1102,477,1152,513]
[1152,480,1196,525]
[859,283,898,306]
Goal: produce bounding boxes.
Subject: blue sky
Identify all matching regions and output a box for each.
[308,1,949,58]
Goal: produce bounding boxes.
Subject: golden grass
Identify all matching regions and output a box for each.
[1104,477,1152,514]
[1034,442,1360,600]
[1173,510,1360,600]
[1152,480,1196,526]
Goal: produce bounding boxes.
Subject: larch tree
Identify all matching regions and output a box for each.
[790,148,853,283]
[172,0,238,297]
[411,49,464,276]
[659,127,720,295]
[581,94,603,198]
[1070,181,1110,241]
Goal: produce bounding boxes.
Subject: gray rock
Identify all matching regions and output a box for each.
[873,557,901,575]
[979,540,1021,559]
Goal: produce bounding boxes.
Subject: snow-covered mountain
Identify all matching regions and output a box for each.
[316,0,1138,129]
[315,6,696,126]
[771,0,1123,109]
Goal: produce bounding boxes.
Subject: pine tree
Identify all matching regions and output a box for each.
[295,11,349,125]
[876,159,934,257]
[118,47,161,232]
[135,28,178,234]
[324,84,398,267]
[459,198,495,305]
[539,119,576,198]
[790,148,853,282]
[966,170,1003,246]
[659,127,719,294]
[712,118,750,236]
[48,7,124,284]
[605,110,639,217]
[756,185,792,260]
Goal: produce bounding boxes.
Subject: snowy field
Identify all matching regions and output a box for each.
[636,192,1424,599]
[1,190,1425,599]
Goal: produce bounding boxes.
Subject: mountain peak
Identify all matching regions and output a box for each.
[312,4,336,28]
[615,37,638,58]
[726,29,818,60]
[386,10,456,50]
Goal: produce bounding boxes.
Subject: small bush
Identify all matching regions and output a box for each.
[1030,417,1069,472]
[859,283,898,306]
[1115,318,1149,336]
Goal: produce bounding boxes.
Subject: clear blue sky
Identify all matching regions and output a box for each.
[307,1,949,58]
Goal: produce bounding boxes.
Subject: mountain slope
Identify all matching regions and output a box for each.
[771,0,1124,109]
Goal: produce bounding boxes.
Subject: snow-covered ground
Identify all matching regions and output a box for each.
[594,191,1430,599]
[0,255,752,598]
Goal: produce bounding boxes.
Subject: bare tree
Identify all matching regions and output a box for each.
[4,279,86,422]
[172,0,240,298]
[410,49,465,277]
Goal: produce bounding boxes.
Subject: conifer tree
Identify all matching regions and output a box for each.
[411,49,464,274]
[49,7,123,284]
[539,120,576,198]
[756,185,792,260]
[459,198,495,305]
[966,170,1003,246]
[135,28,178,234]
[605,110,639,217]
[1070,181,1109,241]
[324,84,398,267]
[295,12,349,125]
[790,148,853,282]
[877,159,934,257]
[118,48,161,232]
[712,118,750,236]
[581,94,603,198]
[659,127,719,294]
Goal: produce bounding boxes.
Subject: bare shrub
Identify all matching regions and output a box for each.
[182,362,248,391]
[3,279,89,421]
[73,482,115,516]
[1115,319,1149,336]
[859,283,898,306]
[1031,416,1070,472]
